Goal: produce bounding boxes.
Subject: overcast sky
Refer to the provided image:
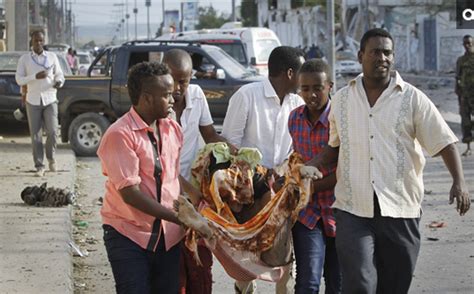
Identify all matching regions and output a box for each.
[71,0,242,26]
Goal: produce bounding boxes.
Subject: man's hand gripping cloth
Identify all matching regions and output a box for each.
[176,143,318,282]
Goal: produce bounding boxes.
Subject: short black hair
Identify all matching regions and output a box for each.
[163,49,192,71]
[463,35,473,40]
[360,28,394,51]
[268,46,304,77]
[299,58,332,82]
[127,62,169,106]
[30,30,44,39]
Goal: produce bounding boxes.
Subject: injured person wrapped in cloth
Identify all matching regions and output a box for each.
[175,142,322,282]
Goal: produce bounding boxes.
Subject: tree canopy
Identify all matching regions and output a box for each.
[196,6,229,29]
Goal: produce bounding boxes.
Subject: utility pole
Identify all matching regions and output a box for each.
[48,0,56,43]
[32,0,41,25]
[65,0,71,46]
[72,13,76,47]
[125,0,130,41]
[340,0,348,50]
[146,0,151,39]
[113,2,125,42]
[327,0,336,92]
[5,0,29,51]
[161,0,165,36]
[133,0,138,39]
[180,2,184,32]
[60,0,65,43]
[232,0,236,22]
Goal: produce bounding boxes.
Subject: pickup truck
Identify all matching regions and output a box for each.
[58,40,263,156]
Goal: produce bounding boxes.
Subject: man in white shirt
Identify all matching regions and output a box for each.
[307,28,470,294]
[221,46,305,294]
[16,30,65,177]
[162,48,230,294]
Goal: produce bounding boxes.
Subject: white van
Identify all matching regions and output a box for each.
[158,26,281,76]
[157,31,249,68]
[215,27,281,76]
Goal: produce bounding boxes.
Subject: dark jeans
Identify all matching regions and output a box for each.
[460,95,474,143]
[103,225,180,294]
[334,197,420,294]
[292,220,342,294]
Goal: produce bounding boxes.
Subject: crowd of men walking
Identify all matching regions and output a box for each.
[15,28,472,294]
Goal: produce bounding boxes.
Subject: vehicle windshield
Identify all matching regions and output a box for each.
[206,47,254,78]
[255,39,279,63]
[213,43,247,65]
[0,54,21,71]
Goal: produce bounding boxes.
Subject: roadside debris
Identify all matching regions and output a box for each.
[20,182,75,206]
[69,241,89,257]
[75,220,89,229]
[428,221,447,229]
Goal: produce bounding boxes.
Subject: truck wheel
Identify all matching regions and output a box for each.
[68,112,110,157]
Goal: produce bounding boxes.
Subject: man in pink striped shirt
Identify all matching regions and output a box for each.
[97,61,193,293]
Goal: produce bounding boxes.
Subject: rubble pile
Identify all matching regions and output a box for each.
[21,182,76,207]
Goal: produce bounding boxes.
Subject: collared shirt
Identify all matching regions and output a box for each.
[178,84,214,180]
[288,102,336,237]
[98,107,185,251]
[329,71,458,218]
[15,50,65,106]
[221,78,304,168]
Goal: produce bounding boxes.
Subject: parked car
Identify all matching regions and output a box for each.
[0,51,72,117]
[57,40,264,156]
[44,43,69,54]
[75,51,93,75]
[335,50,362,75]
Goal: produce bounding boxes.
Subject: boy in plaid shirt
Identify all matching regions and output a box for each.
[288,59,341,293]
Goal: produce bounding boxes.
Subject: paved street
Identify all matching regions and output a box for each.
[0,73,473,293]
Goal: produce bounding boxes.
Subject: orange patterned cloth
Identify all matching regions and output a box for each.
[186,144,312,282]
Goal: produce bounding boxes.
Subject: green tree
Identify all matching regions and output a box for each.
[240,0,258,27]
[195,6,229,29]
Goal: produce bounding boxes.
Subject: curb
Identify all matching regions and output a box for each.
[0,140,77,294]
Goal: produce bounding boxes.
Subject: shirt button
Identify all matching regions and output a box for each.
[370,135,374,139]
[156,157,159,161]
[369,114,373,118]
[372,180,375,184]
[370,157,373,160]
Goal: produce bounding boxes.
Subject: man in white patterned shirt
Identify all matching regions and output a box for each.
[16,30,64,177]
[307,28,470,294]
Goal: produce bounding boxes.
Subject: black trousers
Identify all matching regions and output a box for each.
[460,95,474,143]
[334,196,420,294]
[103,225,180,294]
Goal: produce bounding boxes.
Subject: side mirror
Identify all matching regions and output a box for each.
[216,68,226,80]
[250,57,256,66]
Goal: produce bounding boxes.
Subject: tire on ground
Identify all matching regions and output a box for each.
[68,112,110,157]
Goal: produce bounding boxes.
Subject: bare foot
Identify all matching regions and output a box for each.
[176,196,213,239]
[462,149,472,157]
